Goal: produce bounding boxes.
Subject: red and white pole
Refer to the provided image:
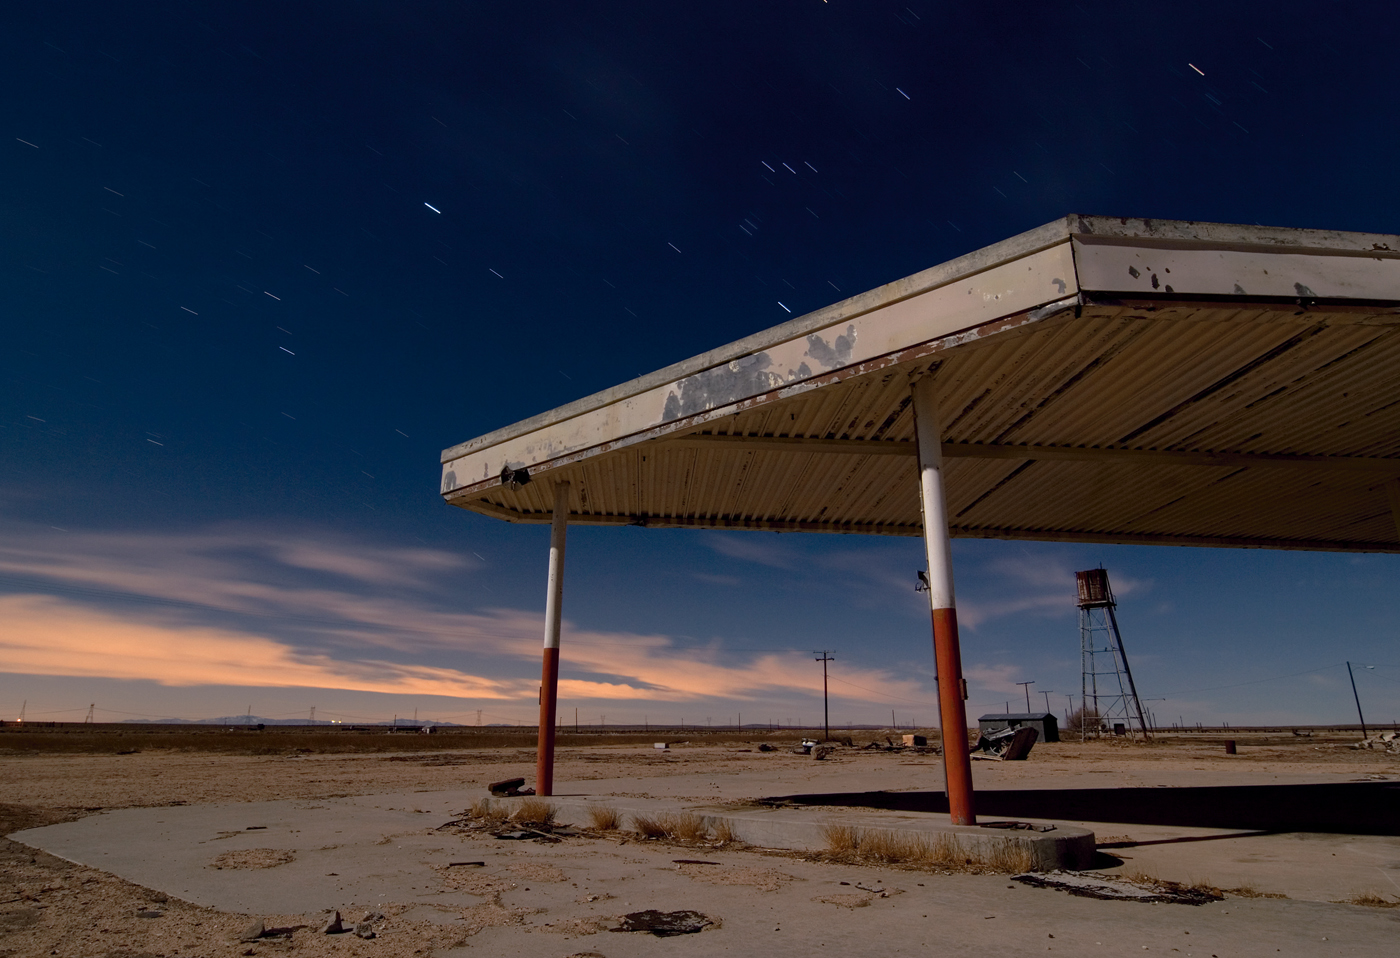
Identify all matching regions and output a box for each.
[535,480,569,796]
[912,375,976,825]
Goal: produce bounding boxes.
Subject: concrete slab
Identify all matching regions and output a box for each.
[9,787,1090,916]
[10,789,1400,958]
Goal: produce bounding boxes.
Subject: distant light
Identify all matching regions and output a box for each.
[761,161,776,172]
[425,202,441,213]
[1189,63,1205,76]
[180,307,198,315]
[264,291,281,300]
[489,268,504,278]
[896,88,910,99]
[279,346,295,355]
[668,242,682,253]
[778,302,791,313]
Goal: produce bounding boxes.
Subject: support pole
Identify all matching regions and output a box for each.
[536,481,570,796]
[911,375,976,825]
[1387,480,1400,545]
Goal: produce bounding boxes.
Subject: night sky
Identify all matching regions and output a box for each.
[4,1,1399,728]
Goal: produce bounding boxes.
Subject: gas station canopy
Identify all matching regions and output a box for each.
[441,215,1400,553]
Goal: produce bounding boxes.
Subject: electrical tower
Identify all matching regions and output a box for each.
[85,703,95,724]
[1076,569,1150,741]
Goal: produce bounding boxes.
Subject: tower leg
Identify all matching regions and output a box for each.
[912,375,976,826]
[536,481,570,796]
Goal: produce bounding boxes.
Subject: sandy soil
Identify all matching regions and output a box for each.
[1,736,1396,958]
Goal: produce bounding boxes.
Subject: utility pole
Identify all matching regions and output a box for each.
[310,706,316,724]
[1039,690,1054,713]
[1347,661,1369,740]
[85,703,94,724]
[1016,681,1034,712]
[814,651,835,740]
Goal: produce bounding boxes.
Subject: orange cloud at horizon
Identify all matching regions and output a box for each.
[0,595,526,699]
[0,593,933,710]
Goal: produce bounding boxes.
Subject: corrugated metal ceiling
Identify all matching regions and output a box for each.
[456,302,1400,551]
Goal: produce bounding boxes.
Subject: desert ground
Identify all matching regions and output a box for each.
[1,726,1397,957]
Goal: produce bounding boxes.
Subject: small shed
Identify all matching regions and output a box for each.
[978,713,1060,743]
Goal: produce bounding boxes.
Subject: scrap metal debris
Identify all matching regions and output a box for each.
[972,725,1039,760]
[612,909,714,936]
[1350,732,1400,753]
[488,777,535,796]
[1013,871,1222,905]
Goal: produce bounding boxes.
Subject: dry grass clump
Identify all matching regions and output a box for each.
[512,799,557,826]
[821,824,862,855]
[664,812,711,842]
[1338,892,1400,908]
[587,805,621,831]
[628,811,715,842]
[712,818,740,845]
[630,813,669,839]
[818,824,1032,873]
[1225,884,1288,900]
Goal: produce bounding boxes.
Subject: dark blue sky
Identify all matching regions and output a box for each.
[3,2,1398,726]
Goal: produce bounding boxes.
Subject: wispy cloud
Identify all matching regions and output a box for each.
[0,522,929,709]
[704,534,797,569]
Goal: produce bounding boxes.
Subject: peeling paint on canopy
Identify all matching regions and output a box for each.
[439,215,1400,553]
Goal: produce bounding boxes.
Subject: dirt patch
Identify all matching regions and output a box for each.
[209,847,296,869]
[434,865,520,896]
[507,861,567,882]
[537,915,616,935]
[457,898,540,934]
[813,891,875,908]
[677,862,796,892]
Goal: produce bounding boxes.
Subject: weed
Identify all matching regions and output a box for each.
[1225,885,1288,900]
[512,799,556,826]
[819,825,1031,873]
[984,839,1034,874]
[821,824,862,854]
[1338,892,1400,908]
[587,806,621,831]
[711,818,740,845]
[626,812,711,842]
[630,814,668,839]
[661,812,710,842]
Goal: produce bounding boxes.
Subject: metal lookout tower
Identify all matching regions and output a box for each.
[1076,568,1150,740]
